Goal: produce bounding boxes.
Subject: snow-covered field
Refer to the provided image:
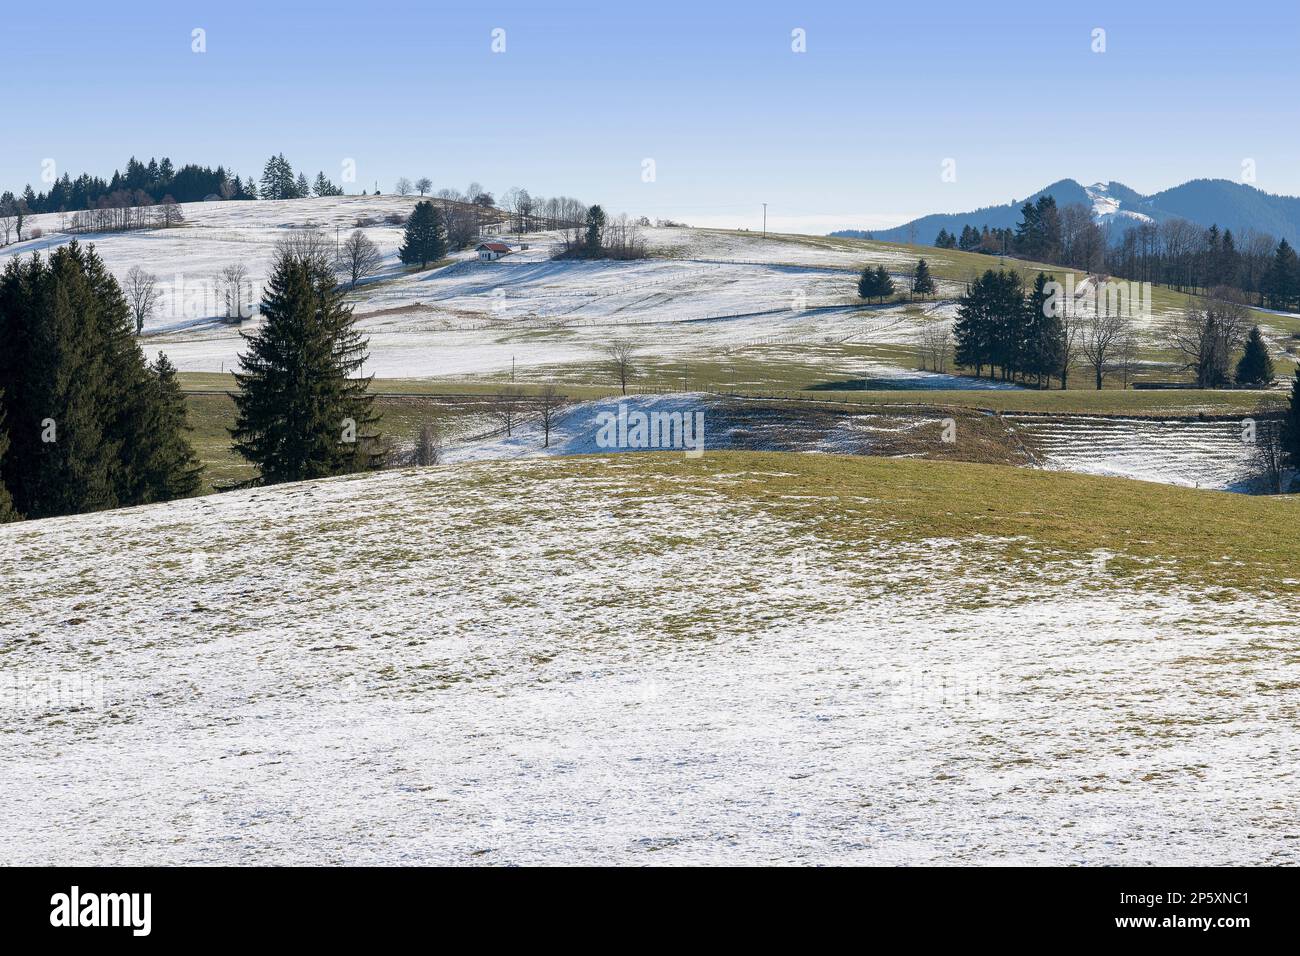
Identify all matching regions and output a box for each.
[6,195,1294,388]
[3,456,1297,865]
[0,197,967,382]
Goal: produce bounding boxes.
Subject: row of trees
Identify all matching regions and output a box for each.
[0,242,201,521]
[3,153,360,224]
[949,267,1276,390]
[857,260,936,303]
[11,157,259,216]
[938,196,1300,312]
[953,270,1075,386]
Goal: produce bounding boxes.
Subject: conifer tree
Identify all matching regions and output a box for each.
[873,265,895,303]
[0,241,198,518]
[129,354,204,501]
[0,243,119,516]
[1235,325,1275,386]
[857,264,875,300]
[259,154,297,201]
[1023,272,1064,388]
[295,172,311,199]
[1263,239,1299,311]
[585,204,606,253]
[912,259,936,299]
[230,248,383,484]
[398,201,447,269]
[1282,367,1300,472]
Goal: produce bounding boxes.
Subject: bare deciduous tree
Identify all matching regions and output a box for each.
[917,321,951,373]
[395,177,413,197]
[493,385,525,437]
[274,228,333,269]
[537,384,564,448]
[1081,304,1133,390]
[337,229,383,288]
[605,341,638,395]
[1165,288,1250,388]
[157,195,184,228]
[123,266,160,334]
[0,199,16,246]
[1248,412,1289,494]
[218,263,253,322]
[415,177,432,197]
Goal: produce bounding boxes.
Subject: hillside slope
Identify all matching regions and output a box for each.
[4,453,1299,864]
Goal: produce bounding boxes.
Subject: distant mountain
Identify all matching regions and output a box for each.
[835,178,1300,247]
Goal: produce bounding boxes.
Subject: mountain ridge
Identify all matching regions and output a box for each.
[837,178,1300,246]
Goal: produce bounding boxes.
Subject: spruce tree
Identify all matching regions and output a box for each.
[857,265,875,301]
[0,241,196,518]
[1263,239,1299,311]
[1235,325,1275,386]
[130,354,204,501]
[873,265,895,303]
[912,259,936,299]
[585,205,606,253]
[231,249,382,484]
[295,172,311,199]
[398,201,447,268]
[1282,367,1300,472]
[260,154,297,201]
[1023,272,1064,387]
[0,243,118,517]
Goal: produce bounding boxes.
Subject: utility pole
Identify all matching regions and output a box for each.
[762,203,767,239]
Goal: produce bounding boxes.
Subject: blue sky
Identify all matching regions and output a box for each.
[5,0,1298,233]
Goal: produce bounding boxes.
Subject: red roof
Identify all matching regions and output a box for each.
[478,242,511,253]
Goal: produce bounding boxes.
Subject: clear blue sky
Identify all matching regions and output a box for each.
[6,0,1298,233]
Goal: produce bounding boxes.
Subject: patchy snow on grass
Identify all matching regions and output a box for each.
[1011,415,1260,490]
[3,457,1297,865]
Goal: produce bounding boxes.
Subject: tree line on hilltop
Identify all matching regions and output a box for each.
[935,195,1300,312]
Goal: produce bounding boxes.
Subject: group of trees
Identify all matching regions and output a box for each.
[1164,288,1264,388]
[0,154,348,244]
[558,205,648,259]
[857,260,935,304]
[857,265,895,303]
[935,224,1016,255]
[10,156,260,217]
[258,154,344,201]
[953,270,1074,386]
[63,193,186,234]
[0,242,201,521]
[951,266,1277,390]
[938,198,1300,312]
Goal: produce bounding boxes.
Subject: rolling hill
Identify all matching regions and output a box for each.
[5,451,1300,864]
